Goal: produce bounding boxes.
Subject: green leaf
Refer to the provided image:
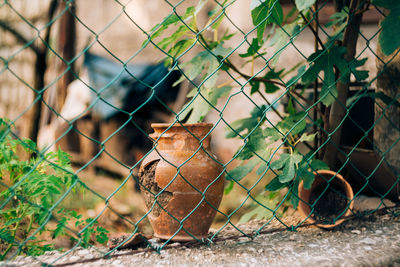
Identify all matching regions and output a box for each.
[239,38,261,58]
[302,47,347,106]
[225,119,252,138]
[269,22,300,64]
[96,232,109,244]
[301,46,368,106]
[295,0,316,11]
[224,180,235,194]
[176,43,232,91]
[326,8,349,37]
[250,80,261,95]
[238,205,273,224]
[261,68,283,93]
[158,25,189,49]
[326,8,348,27]
[238,194,277,223]
[238,206,261,224]
[251,0,284,43]
[180,85,232,123]
[208,0,227,17]
[225,106,266,138]
[270,153,304,186]
[53,217,67,239]
[300,170,315,189]
[372,0,400,55]
[270,153,290,170]
[289,178,300,209]
[0,228,14,243]
[277,111,307,135]
[278,153,303,183]
[298,132,317,143]
[235,128,268,160]
[287,65,306,87]
[265,176,287,191]
[143,0,206,48]
[348,58,369,82]
[227,158,260,181]
[256,151,272,175]
[309,159,329,171]
[169,38,196,58]
[4,217,23,226]
[287,98,296,115]
[175,43,232,123]
[263,127,283,142]
[95,227,109,244]
[220,31,236,42]
[264,83,280,94]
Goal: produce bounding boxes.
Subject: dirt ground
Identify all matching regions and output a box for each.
[8,206,400,267]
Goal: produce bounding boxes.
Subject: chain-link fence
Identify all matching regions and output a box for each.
[1,0,400,264]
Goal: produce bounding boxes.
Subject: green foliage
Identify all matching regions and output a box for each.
[177,44,233,122]
[148,0,398,224]
[238,192,280,224]
[295,0,316,12]
[271,153,303,183]
[226,105,328,220]
[251,0,283,43]
[0,119,108,259]
[302,46,368,106]
[239,38,261,58]
[372,0,400,55]
[326,7,349,37]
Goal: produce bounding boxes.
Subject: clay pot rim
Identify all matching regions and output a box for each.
[151,122,214,128]
[298,170,354,229]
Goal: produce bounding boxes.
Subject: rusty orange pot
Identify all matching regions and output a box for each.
[298,170,354,229]
[138,122,224,241]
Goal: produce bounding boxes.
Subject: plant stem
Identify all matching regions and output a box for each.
[1,243,14,261]
[257,91,284,120]
[289,90,324,118]
[323,0,365,169]
[1,219,21,260]
[298,11,325,50]
[26,215,34,236]
[224,60,286,87]
[216,76,242,88]
[313,0,320,155]
[196,32,286,87]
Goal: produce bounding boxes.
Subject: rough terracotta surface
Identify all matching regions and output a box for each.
[298,170,354,228]
[138,123,224,241]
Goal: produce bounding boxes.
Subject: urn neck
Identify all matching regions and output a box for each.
[150,123,213,151]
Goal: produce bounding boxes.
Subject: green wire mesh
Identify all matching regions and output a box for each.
[0,0,399,265]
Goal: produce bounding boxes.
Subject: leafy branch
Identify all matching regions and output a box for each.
[0,119,108,259]
[146,0,400,223]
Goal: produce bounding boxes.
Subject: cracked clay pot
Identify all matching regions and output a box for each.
[138,123,224,241]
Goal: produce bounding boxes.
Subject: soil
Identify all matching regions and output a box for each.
[309,182,348,224]
[138,160,172,217]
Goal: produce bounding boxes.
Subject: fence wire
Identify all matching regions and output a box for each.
[0,0,400,265]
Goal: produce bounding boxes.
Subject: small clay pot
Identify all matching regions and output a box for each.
[298,170,354,229]
[138,122,224,241]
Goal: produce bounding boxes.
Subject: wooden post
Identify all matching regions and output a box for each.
[55,0,76,113]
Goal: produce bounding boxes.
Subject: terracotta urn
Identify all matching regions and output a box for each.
[298,170,354,229]
[138,122,224,241]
